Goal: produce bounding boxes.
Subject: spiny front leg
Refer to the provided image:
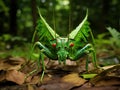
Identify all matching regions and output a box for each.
[33,41,57,60]
[33,41,57,81]
[69,44,99,70]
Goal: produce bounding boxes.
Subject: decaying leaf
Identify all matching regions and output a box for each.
[61,73,87,86]
[39,83,73,90]
[93,77,120,86]
[29,76,40,84]
[36,72,87,90]
[0,57,26,85]
[0,70,6,81]
[6,70,25,85]
[27,84,34,90]
[6,57,25,65]
[0,57,25,71]
[90,64,120,86]
[73,86,120,90]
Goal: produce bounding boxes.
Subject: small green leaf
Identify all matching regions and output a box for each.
[81,74,97,79]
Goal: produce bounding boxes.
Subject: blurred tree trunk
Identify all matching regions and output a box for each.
[31,0,37,30]
[0,12,4,35]
[117,0,120,31]
[101,0,111,32]
[9,0,17,35]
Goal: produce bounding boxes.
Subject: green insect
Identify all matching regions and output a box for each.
[32,8,99,81]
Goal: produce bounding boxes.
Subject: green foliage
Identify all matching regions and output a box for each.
[0,0,9,14]
[0,34,27,50]
[95,27,120,66]
[107,27,120,48]
[0,42,38,60]
[95,33,110,50]
[95,27,120,51]
[81,74,97,79]
[0,0,120,40]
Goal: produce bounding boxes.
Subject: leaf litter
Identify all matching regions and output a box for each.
[0,57,120,90]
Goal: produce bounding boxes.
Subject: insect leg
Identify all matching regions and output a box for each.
[33,41,57,81]
[91,48,99,68]
[34,41,57,60]
[38,51,45,82]
[86,55,89,71]
[70,44,99,70]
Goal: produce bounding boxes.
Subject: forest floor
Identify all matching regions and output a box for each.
[0,55,120,90]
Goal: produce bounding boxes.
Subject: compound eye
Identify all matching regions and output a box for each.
[58,46,60,49]
[69,42,74,47]
[64,46,67,49]
[52,43,56,47]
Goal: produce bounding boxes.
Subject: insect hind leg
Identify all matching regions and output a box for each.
[85,44,99,68]
[70,43,99,71]
[38,51,45,82]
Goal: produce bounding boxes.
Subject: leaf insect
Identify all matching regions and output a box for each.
[32,7,99,81]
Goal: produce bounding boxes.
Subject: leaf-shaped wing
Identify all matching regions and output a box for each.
[34,8,59,44]
[69,10,91,43]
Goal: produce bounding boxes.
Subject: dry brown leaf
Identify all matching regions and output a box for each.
[21,61,40,74]
[42,74,52,83]
[25,76,33,83]
[30,76,40,84]
[65,59,77,65]
[94,77,120,86]
[7,57,25,65]
[38,83,74,90]
[90,64,120,86]
[0,57,25,71]
[61,73,87,86]
[74,86,120,90]
[6,70,25,85]
[0,71,6,81]
[102,65,116,70]
[28,84,34,90]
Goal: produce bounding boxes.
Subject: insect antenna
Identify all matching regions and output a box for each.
[53,4,57,40]
[68,1,72,42]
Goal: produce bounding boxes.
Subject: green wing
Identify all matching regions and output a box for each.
[69,10,94,46]
[32,8,59,44]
